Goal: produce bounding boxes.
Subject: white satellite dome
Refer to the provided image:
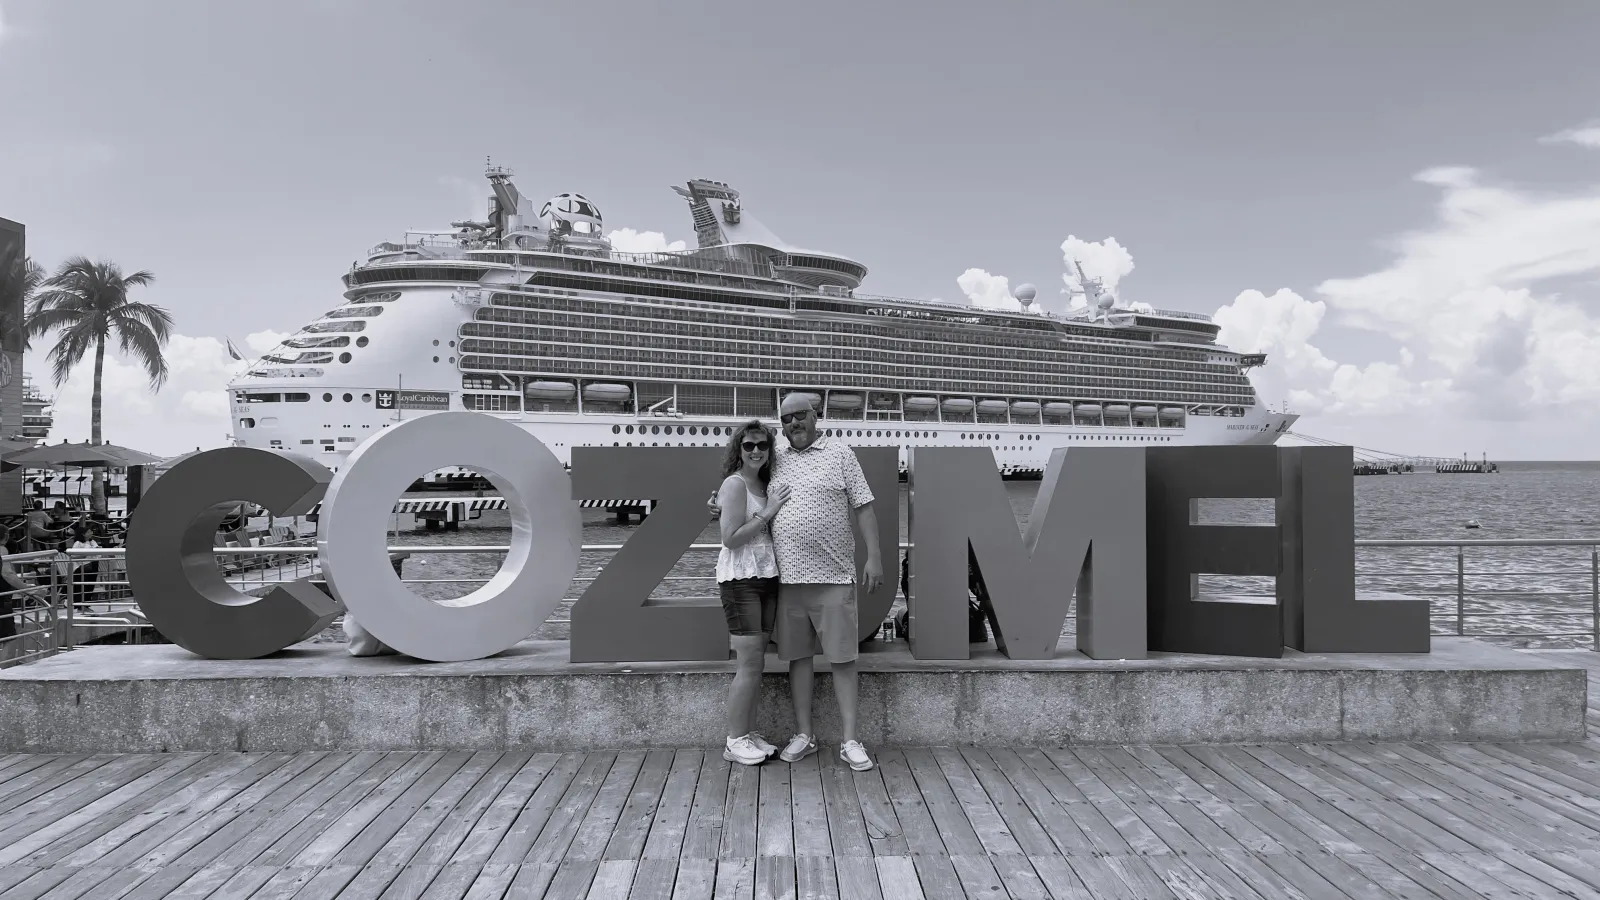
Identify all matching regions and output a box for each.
[541,192,604,236]
[1095,289,1117,310]
[1013,283,1037,305]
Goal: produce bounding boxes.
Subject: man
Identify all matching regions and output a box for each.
[763,392,883,771]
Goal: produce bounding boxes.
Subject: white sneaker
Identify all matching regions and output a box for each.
[840,740,874,771]
[745,732,779,758]
[723,735,767,766]
[779,733,817,763]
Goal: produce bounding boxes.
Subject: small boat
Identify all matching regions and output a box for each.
[904,396,939,412]
[786,391,822,408]
[976,399,1010,416]
[827,393,864,410]
[1043,402,1075,417]
[582,383,632,403]
[1010,400,1042,416]
[1159,407,1185,419]
[1133,405,1159,418]
[525,380,576,401]
[1074,403,1103,416]
[941,398,975,414]
[1464,520,1482,530]
[1103,403,1132,416]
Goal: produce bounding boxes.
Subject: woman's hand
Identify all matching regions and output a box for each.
[765,482,791,513]
[706,491,722,521]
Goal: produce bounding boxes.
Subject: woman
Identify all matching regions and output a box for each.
[716,419,791,766]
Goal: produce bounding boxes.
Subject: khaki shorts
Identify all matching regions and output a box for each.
[775,582,859,664]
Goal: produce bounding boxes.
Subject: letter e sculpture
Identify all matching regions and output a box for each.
[1145,445,1283,658]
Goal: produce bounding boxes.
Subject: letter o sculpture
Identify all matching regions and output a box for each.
[316,411,582,661]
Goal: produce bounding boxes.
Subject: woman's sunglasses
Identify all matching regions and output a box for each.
[741,440,770,452]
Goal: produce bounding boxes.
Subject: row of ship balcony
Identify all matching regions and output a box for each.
[377,240,1219,329]
[503,380,1248,426]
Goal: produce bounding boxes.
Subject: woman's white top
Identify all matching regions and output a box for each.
[716,483,779,582]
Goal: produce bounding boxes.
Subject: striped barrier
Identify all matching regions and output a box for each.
[299,498,657,516]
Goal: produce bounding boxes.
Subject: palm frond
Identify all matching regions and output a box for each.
[46,325,95,387]
[115,318,171,389]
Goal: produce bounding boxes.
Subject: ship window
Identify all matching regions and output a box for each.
[433,356,440,363]
[323,393,333,402]
[356,337,369,347]
[239,418,255,428]
[612,426,620,434]
[325,306,384,320]
[338,353,352,364]
[302,321,365,333]
[300,439,313,444]
[361,393,372,403]
[285,336,350,349]
[286,393,310,402]
[343,393,353,402]
[245,393,282,403]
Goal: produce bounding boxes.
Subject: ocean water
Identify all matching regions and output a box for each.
[380,460,1600,650]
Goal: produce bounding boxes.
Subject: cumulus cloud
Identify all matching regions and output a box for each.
[1539,123,1600,149]
[25,328,287,456]
[956,268,1025,311]
[607,228,687,254]
[1213,289,1445,416]
[1215,156,1600,419]
[1059,236,1136,301]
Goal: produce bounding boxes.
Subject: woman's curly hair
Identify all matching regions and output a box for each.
[721,419,776,484]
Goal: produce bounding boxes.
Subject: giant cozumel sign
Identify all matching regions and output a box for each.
[125,412,1430,663]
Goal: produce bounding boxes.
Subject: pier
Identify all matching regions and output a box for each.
[0,653,1592,899]
[1289,433,1500,475]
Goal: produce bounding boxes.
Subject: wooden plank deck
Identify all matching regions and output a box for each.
[0,659,1593,899]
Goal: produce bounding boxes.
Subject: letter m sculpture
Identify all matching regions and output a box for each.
[907,446,1147,660]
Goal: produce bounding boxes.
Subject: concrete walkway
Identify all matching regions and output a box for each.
[0,652,1594,899]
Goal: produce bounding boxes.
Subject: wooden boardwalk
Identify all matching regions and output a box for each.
[0,657,1595,899]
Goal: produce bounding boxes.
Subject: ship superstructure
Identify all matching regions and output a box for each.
[228,164,1297,476]
[19,375,52,442]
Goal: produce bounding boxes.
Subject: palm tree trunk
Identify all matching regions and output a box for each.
[90,336,106,515]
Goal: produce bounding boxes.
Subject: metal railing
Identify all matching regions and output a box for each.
[4,539,1598,666]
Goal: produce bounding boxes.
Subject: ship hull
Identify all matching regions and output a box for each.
[232,398,1297,478]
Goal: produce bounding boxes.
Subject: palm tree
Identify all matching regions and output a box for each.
[25,257,174,514]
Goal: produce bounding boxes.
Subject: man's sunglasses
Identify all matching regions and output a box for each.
[780,410,813,424]
[741,441,770,452]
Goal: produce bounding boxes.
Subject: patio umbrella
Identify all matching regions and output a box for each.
[2,440,163,469]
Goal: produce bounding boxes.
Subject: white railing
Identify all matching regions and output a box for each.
[7,538,1595,667]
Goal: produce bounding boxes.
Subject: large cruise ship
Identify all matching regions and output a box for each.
[227,165,1297,477]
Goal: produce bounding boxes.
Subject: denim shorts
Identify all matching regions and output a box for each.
[719,576,779,636]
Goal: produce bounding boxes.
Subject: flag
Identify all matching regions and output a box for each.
[226,338,243,361]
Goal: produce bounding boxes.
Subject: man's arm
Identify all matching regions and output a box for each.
[854,501,882,592]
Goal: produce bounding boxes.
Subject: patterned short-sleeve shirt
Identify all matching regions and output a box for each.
[769,436,875,584]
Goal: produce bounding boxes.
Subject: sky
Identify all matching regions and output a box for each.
[3,0,1600,458]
